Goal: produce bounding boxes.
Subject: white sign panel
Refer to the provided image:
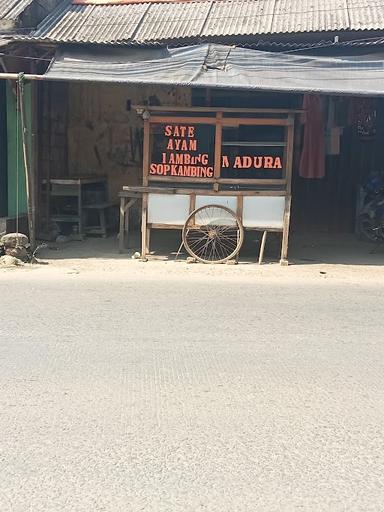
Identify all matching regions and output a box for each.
[148,194,190,224]
[242,196,285,229]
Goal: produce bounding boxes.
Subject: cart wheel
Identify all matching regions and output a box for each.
[182,204,244,264]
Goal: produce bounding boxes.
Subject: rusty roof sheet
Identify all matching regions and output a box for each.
[22,0,384,45]
[0,0,35,20]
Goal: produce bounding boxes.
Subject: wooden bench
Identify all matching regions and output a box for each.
[83,201,118,238]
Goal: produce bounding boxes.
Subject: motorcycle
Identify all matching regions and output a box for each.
[358,174,384,242]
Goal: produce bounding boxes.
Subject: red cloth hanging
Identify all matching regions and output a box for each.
[299,95,326,179]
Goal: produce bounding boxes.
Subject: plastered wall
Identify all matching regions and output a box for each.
[68,82,191,201]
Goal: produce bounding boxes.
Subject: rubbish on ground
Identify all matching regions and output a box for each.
[0,255,24,267]
[1,233,29,262]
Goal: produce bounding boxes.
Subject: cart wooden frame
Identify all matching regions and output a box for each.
[119,106,298,264]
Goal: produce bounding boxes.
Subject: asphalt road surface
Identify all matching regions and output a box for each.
[1,263,384,511]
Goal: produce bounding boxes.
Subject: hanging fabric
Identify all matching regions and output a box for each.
[299,94,326,179]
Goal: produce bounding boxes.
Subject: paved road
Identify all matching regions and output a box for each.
[1,265,384,511]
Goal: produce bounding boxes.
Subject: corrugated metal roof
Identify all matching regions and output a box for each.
[348,0,384,31]
[21,0,384,45]
[0,0,35,20]
[202,0,275,37]
[272,0,349,34]
[135,1,211,42]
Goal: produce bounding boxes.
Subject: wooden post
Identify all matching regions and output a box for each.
[285,115,295,194]
[18,74,35,249]
[141,192,148,261]
[140,117,150,260]
[280,115,295,265]
[214,112,222,191]
[142,118,150,186]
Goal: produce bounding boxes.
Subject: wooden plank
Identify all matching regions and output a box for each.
[214,112,222,179]
[285,115,295,194]
[122,186,287,197]
[149,116,293,127]
[189,193,196,214]
[148,176,216,184]
[133,105,303,114]
[148,177,286,186]
[148,223,183,230]
[222,141,287,147]
[219,178,287,186]
[236,195,243,222]
[150,116,217,125]
[43,177,106,185]
[245,226,283,233]
[222,118,291,126]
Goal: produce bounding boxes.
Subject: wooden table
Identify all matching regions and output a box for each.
[43,177,107,238]
[118,189,142,253]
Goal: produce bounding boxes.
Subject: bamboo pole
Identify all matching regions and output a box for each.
[17,73,36,250]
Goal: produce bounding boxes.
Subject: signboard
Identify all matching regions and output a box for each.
[150,124,215,178]
[149,124,285,180]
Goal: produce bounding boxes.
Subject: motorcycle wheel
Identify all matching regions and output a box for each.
[358,214,384,242]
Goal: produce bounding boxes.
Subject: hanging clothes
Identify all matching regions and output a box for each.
[299,94,326,179]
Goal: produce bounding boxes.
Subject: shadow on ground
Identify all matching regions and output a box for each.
[37,230,384,267]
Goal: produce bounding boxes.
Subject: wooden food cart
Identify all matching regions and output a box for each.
[119,106,298,264]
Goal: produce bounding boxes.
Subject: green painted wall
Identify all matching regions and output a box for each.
[0,80,7,217]
[6,81,32,217]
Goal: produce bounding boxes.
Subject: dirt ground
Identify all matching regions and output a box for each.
[6,231,383,284]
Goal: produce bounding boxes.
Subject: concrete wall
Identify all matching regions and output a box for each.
[67,82,191,200]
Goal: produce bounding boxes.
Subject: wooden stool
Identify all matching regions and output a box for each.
[83,202,118,238]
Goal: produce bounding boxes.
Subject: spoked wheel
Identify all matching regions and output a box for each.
[182,204,244,263]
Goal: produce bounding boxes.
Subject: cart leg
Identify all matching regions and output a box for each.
[146,227,151,254]
[259,230,268,265]
[280,227,290,266]
[119,197,126,253]
[280,196,291,266]
[141,193,148,261]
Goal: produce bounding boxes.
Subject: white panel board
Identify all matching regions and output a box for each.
[195,195,237,211]
[148,193,190,224]
[242,196,285,229]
